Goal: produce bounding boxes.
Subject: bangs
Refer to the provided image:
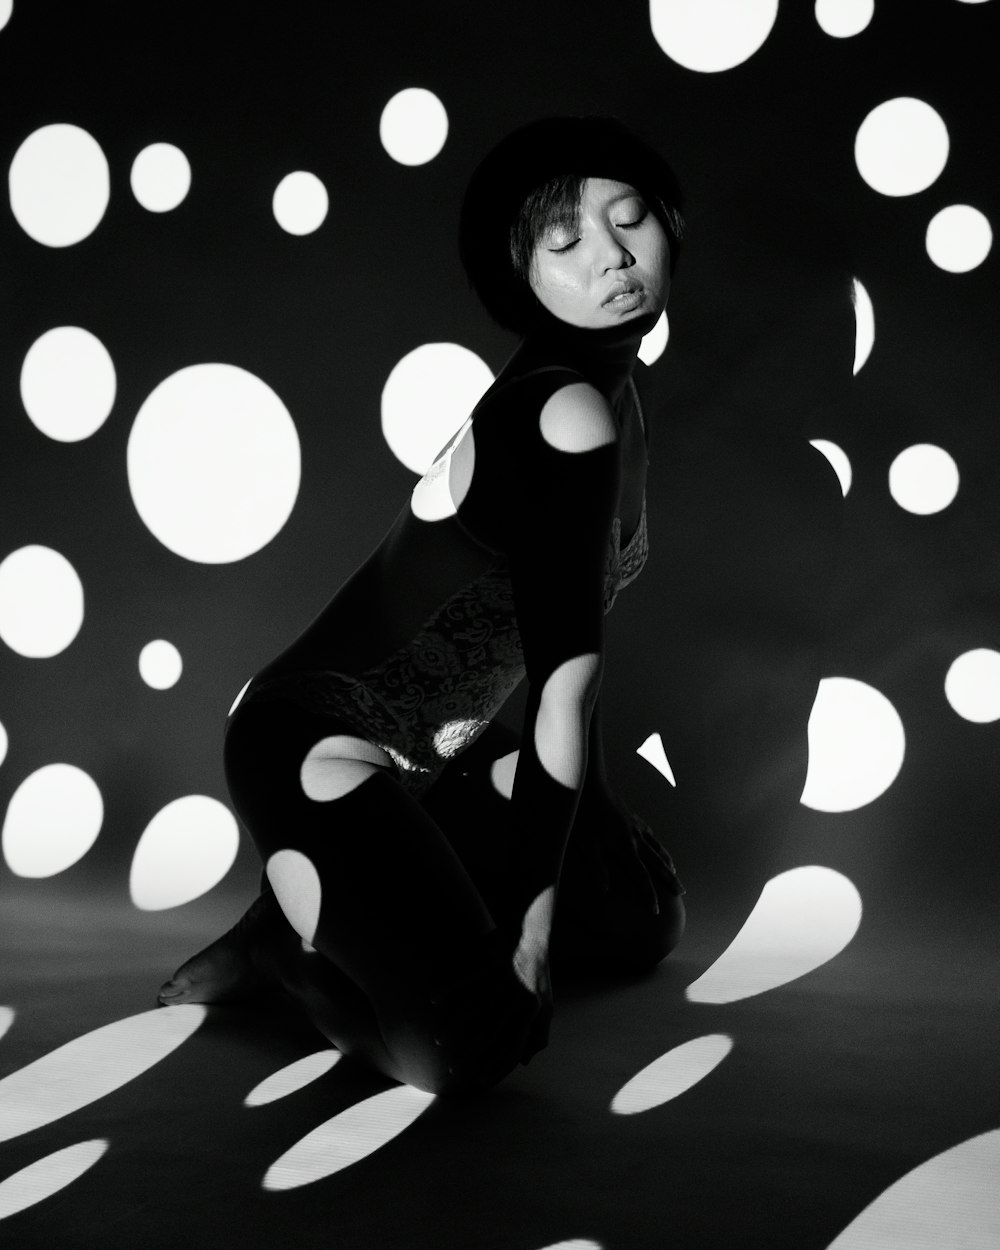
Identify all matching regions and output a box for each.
[509,174,584,280]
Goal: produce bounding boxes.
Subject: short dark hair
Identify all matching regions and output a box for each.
[459,116,685,334]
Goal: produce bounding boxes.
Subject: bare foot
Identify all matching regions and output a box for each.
[157,890,284,1006]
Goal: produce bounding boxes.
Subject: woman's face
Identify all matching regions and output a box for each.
[528,177,671,331]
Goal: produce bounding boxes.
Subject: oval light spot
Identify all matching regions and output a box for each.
[686,866,862,1004]
[300,735,392,801]
[945,649,1000,723]
[611,1034,733,1114]
[851,277,874,374]
[926,204,992,273]
[649,0,778,71]
[245,1050,341,1107]
[379,88,448,165]
[0,1139,108,1220]
[130,142,191,212]
[888,443,959,515]
[21,326,116,442]
[3,763,102,877]
[535,655,600,788]
[0,545,84,658]
[814,0,874,38]
[138,639,182,689]
[9,123,110,246]
[800,677,905,812]
[855,97,949,196]
[266,849,322,945]
[129,796,239,910]
[273,171,329,235]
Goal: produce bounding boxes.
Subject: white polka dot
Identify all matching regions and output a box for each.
[266,849,323,944]
[0,2,11,33]
[127,364,301,563]
[228,678,252,716]
[814,0,874,37]
[272,171,328,235]
[851,277,874,374]
[300,735,392,801]
[0,545,84,659]
[535,655,600,789]
[636,732,677,786]
[138,639,182,689]
[2,763,103,877]
[264,1084,435,1190]
[0,1006,13,1041]
[686,866,863,1004]
[536,1242,604,1250]
[9,123,110,246]
[513,886,555,995]
[0,1139,108,1220]
[130,143,191,212]
[855,98,949,197]
[638,310,669,365]
[245,1050,341,1107]
[649,0,778,72]
[945,649,1000,723]
[410,419,475,521]
[379,88,448,165]
[800,677,905,812]
[825,1129,1000,1250]
[888,443,959,514]
[0,1005,205,1145]
[0,719,7,768]
[489,750,519,800]
[926,204,992,272]
[382,343,493,475]
[809,439,852,496]
[129,796,239,910]
[611,1034,733,1114]
[20,326,116,442]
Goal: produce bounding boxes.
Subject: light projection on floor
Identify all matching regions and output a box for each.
[272,171,328,235]
[130,143,191,213]
[262,1084,435,1191]
[825,1129,1000,1250]
[129,796,239,910]
[926,204,993,272]
[945,649,1000,723]
[0,1006,13,1042]
[685,866,863,1004]
[888,443,959,515]
[20,326,116,442]
[0,544,84,658]
[381,342,494,474]
[814,0,874,38]
[138,639,182,689]
[810,440,852,497]
[800,677,905,813]
[2,763,103,878]
[244,1050,341,1107]
[851,277,874,373]
[854,98,949,197]
[8,123,110,246]
[636,732,676,786]
[649,0,779,72]
[0,1006,205,1144]
[379,88,448,165]
[611,1034,733,1114]
[0,1139,108,1222]
[127,363,301,563]
[637,310,669,365]
[0,719,7,768]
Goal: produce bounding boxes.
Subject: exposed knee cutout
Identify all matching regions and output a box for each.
[266,849,322,945]
[535,654,600,788]
[539,383,617,454]
[300,735,394,801]
[489,750,519,800]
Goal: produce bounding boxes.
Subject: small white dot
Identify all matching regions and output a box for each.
[815,0,874,38]
[855,98,949,197]
[649,0,779,72]
[888,444,959,515]
[379,88,448,165]
[21,326,116,442]
[0,545,84,658]
[926,204,992,273]
[139,640,182,689]
[272,171,328,235]
[945,649,1000,723]
[130,143,191,213]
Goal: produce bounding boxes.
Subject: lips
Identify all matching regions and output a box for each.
[602,280,643,307]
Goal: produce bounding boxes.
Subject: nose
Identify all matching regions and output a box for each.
[594,227,633,273]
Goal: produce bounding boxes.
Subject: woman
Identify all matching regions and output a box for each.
[158,116,687,1095]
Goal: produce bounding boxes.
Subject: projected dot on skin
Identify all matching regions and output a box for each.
[266,849,322,946]
[379,88,448,165]
[926,204,993,272]
[272,171,328,235]
[855,98,949,197]
[0,545,84,658]
[810,439,852,496]
[513,886,555,995]
[130,143,191,212]
[21,327,116,442]
[814,0,874,38]
[800,676,905,812]
[129,796,239,910]
[637,310,669,365]
[127,363,301,563]
[300,735,393,801]
[851,277,874,373]
[409,418,475,522]
[888,443,959,515]
[9,123,110,246]
[0,1139,108,1221]
[2,763,103,878]
[945,649,1000,723]
[138,639,182,689]
[649,0,779,72]
[382,342,494,475]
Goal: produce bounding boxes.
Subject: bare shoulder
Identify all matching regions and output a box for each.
[538,380,618,454]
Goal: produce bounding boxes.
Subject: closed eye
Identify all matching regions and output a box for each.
[548,239,579,253]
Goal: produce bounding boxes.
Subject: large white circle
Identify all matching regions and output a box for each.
[139,640,182,689]
[9,123,110,246]
[379,88,448,165]
[127,364,301,563]
[130,143,191,212]
[810,439,852,496]
[800,677,905,812]
[2,763,103,876]
[21,326,116,442]
[926,204,993,273]
[273,171,329,235]
[852,277,875,374]
[0,545,84,658]
[815,0,874,37]
[381,343,494,474]
[855,98,949,197]
[130,795,239,910]
[649,0,779,72]
[944,649,1000,723]
[888,444,959,515]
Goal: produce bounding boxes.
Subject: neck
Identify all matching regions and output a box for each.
[511,310,654,405]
